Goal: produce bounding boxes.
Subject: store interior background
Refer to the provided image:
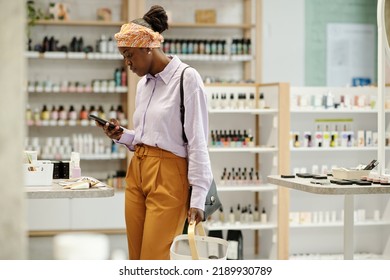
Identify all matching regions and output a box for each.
[1,0,390,260]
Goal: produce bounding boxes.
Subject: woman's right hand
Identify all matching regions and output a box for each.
[96,118,123,140]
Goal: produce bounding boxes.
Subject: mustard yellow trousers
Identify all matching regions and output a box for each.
[125,144,189,260]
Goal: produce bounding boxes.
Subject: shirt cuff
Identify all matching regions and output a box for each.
[114,129,135,151]
[190,185,208,211]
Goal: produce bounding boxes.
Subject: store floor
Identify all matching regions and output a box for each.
[28,234,128,260]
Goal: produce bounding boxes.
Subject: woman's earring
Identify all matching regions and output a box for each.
[148,51,151,55]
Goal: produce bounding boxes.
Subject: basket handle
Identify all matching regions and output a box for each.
[188,221,206,260]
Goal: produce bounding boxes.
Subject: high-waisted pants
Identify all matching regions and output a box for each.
[125,144,189,260]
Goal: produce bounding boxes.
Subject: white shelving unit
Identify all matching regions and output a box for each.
[204,83,290,260]
[289,86,390,259]
[26,0,129,180]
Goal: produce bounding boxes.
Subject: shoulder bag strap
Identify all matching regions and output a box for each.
[180,66,191,144]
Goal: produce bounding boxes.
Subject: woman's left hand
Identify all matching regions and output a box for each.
[188,207,204,224]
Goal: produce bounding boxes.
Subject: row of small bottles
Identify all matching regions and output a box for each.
[106,170,127,190]
[219,167,261,185]
[210,129,255,147]
[209,92,266,110]
[28,35,120,54]
[27,68,127,93]
[25,135,126,160]
[290,123,376,148]
[161,37,251,56]
[292,91,376,110]
[26,104,127,126]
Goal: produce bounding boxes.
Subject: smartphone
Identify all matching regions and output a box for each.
[88,114,124,132]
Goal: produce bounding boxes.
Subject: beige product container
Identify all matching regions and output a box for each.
[332,168,370,180]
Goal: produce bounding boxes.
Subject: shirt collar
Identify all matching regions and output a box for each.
[145,55,182,84]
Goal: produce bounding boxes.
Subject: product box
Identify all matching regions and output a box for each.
[195,9,216,24]
[24,160,54,186]
[332,168,370,180]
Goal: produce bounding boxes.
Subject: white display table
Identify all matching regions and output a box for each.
[268,175,390,259]
[25,179,114,199]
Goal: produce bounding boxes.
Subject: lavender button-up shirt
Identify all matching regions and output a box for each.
[117,56,212,211]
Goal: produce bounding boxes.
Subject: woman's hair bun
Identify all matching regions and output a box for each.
[143,5,169,33]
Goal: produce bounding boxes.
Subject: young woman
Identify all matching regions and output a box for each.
[98,5,212,260]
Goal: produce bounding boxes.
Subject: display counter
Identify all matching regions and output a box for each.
[268,175,390,259]
[25,179,114,199]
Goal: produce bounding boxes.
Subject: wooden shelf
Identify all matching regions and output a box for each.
[209,108,278,114]
[290,220,390,228]
[209,147,278,153]
[205,221,277,231]
[291,108,377,113]
[33,19,125,27]
[291,147,377,152]
[169,22,254,30]
[217,184,278,192]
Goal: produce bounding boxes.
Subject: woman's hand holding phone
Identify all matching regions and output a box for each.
[89,114,124,140]
[102,118,123,140]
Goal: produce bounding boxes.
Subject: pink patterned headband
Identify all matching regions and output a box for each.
[114,22,164,48]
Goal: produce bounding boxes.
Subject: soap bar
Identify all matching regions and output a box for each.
[70,181,90,190]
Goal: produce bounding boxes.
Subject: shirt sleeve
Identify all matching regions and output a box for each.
[182,68,213,211]
[114,128,136,151]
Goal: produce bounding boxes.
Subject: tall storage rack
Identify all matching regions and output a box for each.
[26,0,130,246]
[289,86,390,259]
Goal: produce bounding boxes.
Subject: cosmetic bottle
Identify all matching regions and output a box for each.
[293,133,300,148]
[314,124,323,147]
[79,105,88,120]
[98,105,106,120]
[117,105,127,125]
[107,37,115,53]
[322,125,330,147]
[229,206,235,223]
[253,205,260,222]
[259,93,266,109]
[89,105,98,125]
[229,93,236,109]
[41,105,50,126]
[33,108,41,126]
[121,67,127,87]
[219,206,225,223]
[99,35,108,53]
[114,68,121,87]
[108,105,117,120]
[248,92,255,109]
[326,91,334,109]
[70,152,81,179]
[235,204,241,222]
[261,207,267,223]
[330,125,339,147]
[50,105,58,125]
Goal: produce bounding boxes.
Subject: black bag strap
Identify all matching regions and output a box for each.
[180,66,191,144]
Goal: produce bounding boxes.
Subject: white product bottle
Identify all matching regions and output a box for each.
[261,207,267,223]
[70,152,81,178]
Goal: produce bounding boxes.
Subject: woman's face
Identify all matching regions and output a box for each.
[119,47,152,77]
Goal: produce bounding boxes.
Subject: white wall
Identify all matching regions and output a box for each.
[261,0,305,86]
